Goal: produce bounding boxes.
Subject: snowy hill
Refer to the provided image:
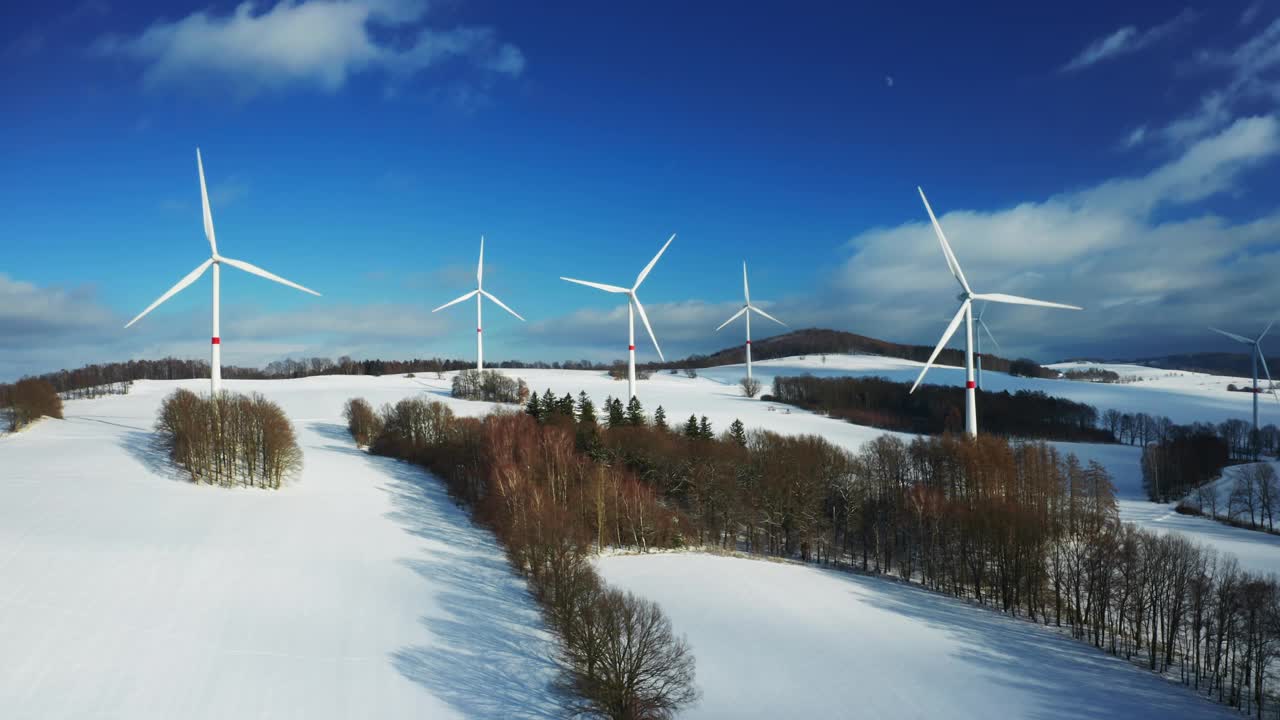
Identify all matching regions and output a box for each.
[2,354,1273,718]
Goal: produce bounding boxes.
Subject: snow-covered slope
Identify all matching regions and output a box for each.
[597,553,1235,720]
[0,378,561,720]
[1,352,1272,718]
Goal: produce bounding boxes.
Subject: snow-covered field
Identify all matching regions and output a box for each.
[597,553,1237,720]
[1,353,1272,718]
[0,378,562,720]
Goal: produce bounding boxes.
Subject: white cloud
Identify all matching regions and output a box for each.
[1062,9,1195,73]
[92,0,524,95]
[1123,125,1147,149]
[822,115,1280,361]
[1155,18,1280,145]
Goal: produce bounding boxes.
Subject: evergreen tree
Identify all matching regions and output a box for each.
[526,392,542,420]
[683,414,700,438]
[560,392,576,417]
[654,405,668,431]
[729,418,747,447]
[626,396,646,426]
[577,392,597,426]
[607,397,627,428]
[699,415,713,439]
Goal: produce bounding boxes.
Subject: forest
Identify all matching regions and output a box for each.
[769,375,1111,441]
[0,378,63,432]
[349,390,1280,718]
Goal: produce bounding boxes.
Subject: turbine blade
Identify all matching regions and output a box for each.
[124,258,213,328]
[1260,318,1275,343]
[481,289,525,321]
[743,261,751,305]
[1259,348,1280,404]
[634,233,675,289]
[432,289,479,312]
[910,301,969,394]
[632,293,664,361]
[1209,327,1254,345]
[978,316,1001,352]
[197,148,217,256]
[917,187,971,294]
[561,277,630,293]
[477,236,485,286]
[750,305,787,327]
[219,256,321,296]
[716,306,749,332]
[972,292,1081,311]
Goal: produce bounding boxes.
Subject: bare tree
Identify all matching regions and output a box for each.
[740,376,762,398]
[562,588,699,720]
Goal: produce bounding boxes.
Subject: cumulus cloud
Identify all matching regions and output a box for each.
[92,0,524,95]
[1062,9,1195,72]
[823,115,1280,361]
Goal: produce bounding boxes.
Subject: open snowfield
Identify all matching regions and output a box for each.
[597,553,1237,720]
[0,377,562,720]
[1,353,1273,718]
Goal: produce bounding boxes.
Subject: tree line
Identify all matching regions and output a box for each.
[0,378,63,432]
[769,375,1111,442]
[354,389,1280,717]
[155,389,302,489]
[346,396,698,718]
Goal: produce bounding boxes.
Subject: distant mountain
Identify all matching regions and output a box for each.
[662,328,1056,378]
[1121,352,1280,379]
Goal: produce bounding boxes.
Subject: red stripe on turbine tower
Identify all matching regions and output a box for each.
[211,337,220,344]
[966,381,976,389]
[746,340,751,345]
[629,345,635,351]
[477,328,482,333]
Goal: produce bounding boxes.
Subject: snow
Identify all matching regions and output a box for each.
[0,378,561,720]
[1,352,1274,717]
[596,552,1237,720]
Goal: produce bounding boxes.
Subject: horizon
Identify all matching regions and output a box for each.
[5,1,1280,381]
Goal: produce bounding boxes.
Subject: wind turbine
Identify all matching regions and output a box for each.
[1209,322,1277,438]
[561,234,674,399]
[975,302,1000,390]
[125,149,321,396]
[910,187,1081,437]
[715,262,786,381]
[432,236,525,371]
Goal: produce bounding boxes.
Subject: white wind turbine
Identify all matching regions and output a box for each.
[561,234,675,399]
[1209,322,1277,438]
[432,236,525,371]
[715,262,786,381]
[910,187,1081,437]
[125,149,321,396]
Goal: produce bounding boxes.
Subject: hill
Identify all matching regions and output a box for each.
[671,328,1056,378]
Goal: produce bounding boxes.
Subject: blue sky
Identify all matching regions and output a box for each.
[3,1,1280,380]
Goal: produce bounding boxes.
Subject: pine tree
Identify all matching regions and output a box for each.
[699,415,713,439]
[729,418,747,447]
[607,397,626,428]
[626,396,646,426]
[683,414,700,438]
[578,392,597,426]
[526,392,542,420]
[654,405,668,431]
[560,392,576,417]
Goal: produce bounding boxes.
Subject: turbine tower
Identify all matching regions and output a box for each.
[715,262,786,381]
[562,234,674,399]
[1209,322,1277,438]
[433,236,525,371]
[910,187,1081,437]
[125,149,321,396]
